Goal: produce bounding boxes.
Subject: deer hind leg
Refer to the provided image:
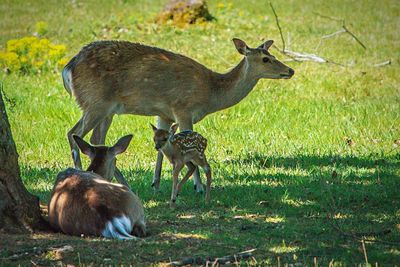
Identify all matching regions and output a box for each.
[67,109,108,170]
[90,115,113,145]
[176,162,196,196]
[176,117,204,193]
[152,117,172,191]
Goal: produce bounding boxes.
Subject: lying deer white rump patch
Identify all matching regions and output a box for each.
[101,215,136,240]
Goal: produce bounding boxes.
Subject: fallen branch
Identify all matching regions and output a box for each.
[269,3,342,65]
[322,28,346,39]
[167,249,256,266]
[283,50,327,63]
[374,60,391,67]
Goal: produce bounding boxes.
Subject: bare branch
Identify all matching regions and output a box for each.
[312,11,343,22]
[270,2,285,51]
[342,25,367,49]
[322,28,346,39]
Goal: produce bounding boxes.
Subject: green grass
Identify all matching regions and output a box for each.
[1,0,399,265]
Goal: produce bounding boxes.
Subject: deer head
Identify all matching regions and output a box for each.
[232,38,294,79]
[72,134,133,181]
[151,123,179,150]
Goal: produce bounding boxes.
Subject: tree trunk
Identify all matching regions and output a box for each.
[0,89,47,233]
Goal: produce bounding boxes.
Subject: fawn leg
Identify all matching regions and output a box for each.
[203,162,212,203]
[176,117,204,193]
[176,162,196,196]
[194,157,212,203]
[170,162,184,208]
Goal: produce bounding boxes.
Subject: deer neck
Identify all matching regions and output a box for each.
[211,58,259,111]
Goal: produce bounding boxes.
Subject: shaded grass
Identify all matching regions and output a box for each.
[0,0,399,265]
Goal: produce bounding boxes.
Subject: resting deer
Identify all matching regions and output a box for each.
[48,135,146,240]
[151,123,211,207]
[62,38,294,192]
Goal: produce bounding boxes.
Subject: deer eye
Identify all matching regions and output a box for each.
[263,57,270,63]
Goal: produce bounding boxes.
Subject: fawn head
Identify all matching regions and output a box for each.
[72,134,133,180]
[232,38,294,79]
[151,123,179,150]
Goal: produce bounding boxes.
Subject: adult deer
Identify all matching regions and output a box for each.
[62,38,294,191]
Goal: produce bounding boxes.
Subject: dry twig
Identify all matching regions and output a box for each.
[374,60,391,67]
[361,239,369,265]
[269,3,341,65]
[269,2,285,51]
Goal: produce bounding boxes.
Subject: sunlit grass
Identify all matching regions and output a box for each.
[0,0,399,265]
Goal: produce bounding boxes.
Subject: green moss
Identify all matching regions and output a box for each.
[156,0,214,28]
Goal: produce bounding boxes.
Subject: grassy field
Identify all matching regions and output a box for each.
[1,0,399,265]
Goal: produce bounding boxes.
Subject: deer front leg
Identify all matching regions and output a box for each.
[152,117,172,191]
[176,116,204,193]
[170,162,184,208]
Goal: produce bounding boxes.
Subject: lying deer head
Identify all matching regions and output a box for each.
[233,38,294,79]
[72,134,133,181]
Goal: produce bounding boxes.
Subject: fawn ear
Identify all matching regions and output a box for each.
[150,123,158,132]
[111,135,133,155]
[73,135,95,157]
[233,38,250,55]
[260,40,274,51]
[170,123,179,134]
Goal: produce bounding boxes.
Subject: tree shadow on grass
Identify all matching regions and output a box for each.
[12,153,400,265]
[223,152,399,170]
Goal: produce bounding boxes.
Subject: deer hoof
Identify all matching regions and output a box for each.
[151,180,161,191]
[194,183,205,194]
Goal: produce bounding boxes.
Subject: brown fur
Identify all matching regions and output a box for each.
[48,135,146,238]
[63,39,294,190]
[151,124,212,207]
[48,169,145,237]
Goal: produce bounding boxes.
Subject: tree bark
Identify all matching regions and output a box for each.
[0,89,47,233]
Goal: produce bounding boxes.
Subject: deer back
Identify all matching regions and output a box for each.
[64,41,214,116]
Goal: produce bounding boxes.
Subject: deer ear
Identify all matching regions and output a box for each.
[150,123,158,132]
[111,134,133,155]
[262,40,274,51]
[233,38,250,55]
[73,135,95,157]
[170,123,179,134]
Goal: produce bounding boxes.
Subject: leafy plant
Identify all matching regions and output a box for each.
[0,36,67,74]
